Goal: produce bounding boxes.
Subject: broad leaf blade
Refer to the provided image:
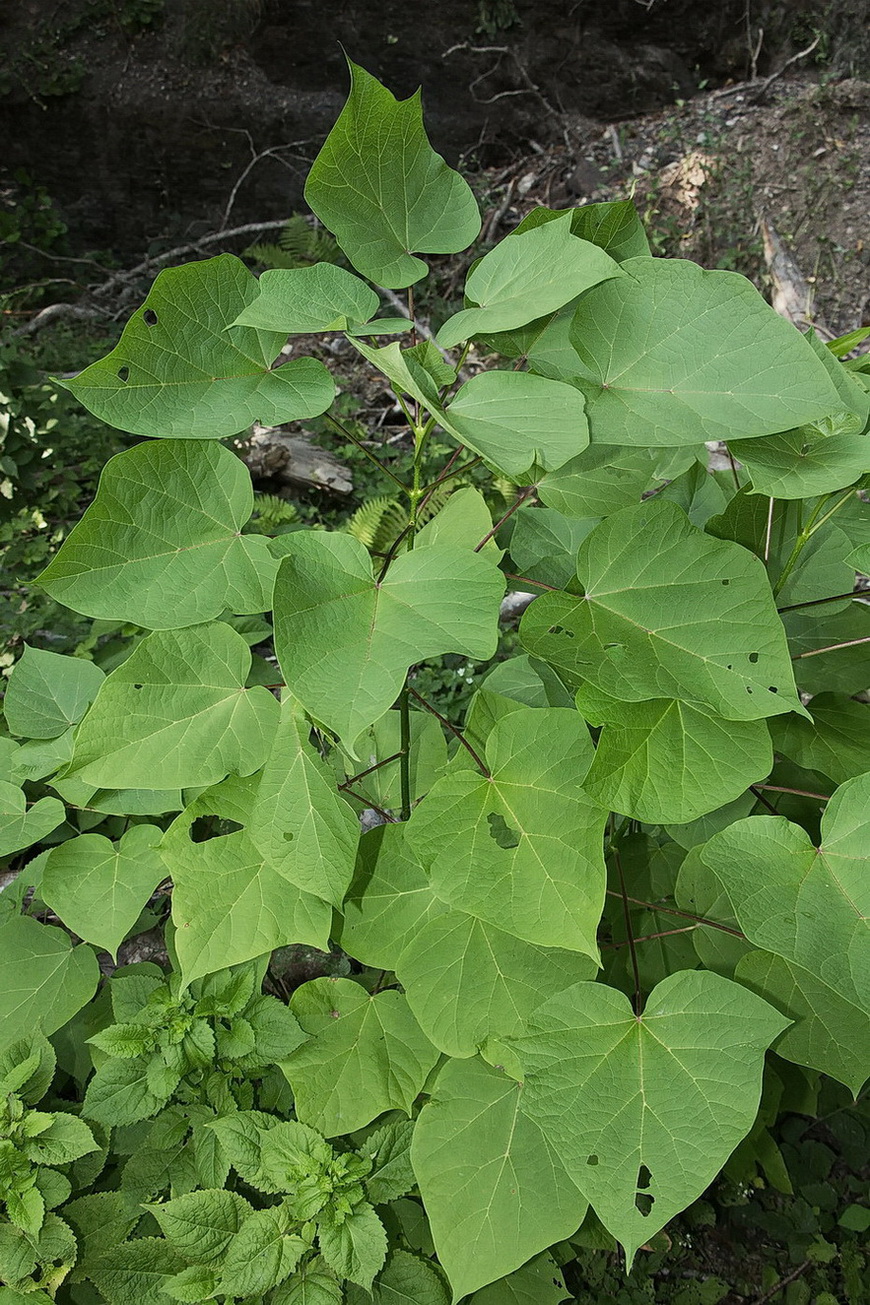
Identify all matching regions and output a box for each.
[60,255,335,438]
[3,646,103,740]
[443,371,589,478]
[0,916,99,1042]
[233,264,380,333]
[305,60,480,288]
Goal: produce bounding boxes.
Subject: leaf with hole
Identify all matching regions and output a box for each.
[60,255,335,438]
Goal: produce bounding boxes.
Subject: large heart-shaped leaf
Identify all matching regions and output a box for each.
[38,441,277,628]
[522,500,803,721]
[0,916,100,1042]
[443,370,589,477]
[437,214,622,349]
[575,683,772,824]
[272,533,503,741]
[41,825,167,957]
[161,777,331,987]
[771,694,870,784]
[698,772,870,1089]
[406,707,606,957]
[537,444,660,519]
[513,200,651,261]
[68,624,279,789]
[248,699,360,908]
[232,264,380,334]
[304,60,480,288]
[411,1057,587,1299]
[564,257,841,446]
[0,782,65,858]
[3,646,104,740]
[60,255,335,438]
[512,971,787,1264]
[282,979,439,1137]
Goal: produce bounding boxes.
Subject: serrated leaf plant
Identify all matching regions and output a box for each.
[1,54,869,1303]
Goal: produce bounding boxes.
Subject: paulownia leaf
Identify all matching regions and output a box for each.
[442,370,589,478]
[574,683,772,824]
[565,257,842,446]
[0,915,99,1042]
[771,694,870,784]
[339,708,448,813]
[37,441,277,628]
[521,500,804,721]
[437,213,622,348]
[161,776,331,987]
[396,909,596,1058]
[232,264,380,333]
[509,506,598,591]
[784,604,870,696]
[466,1253,570,1305]
[3,646,104,740]
[537,444,660,520]
[0,782,65,858]
[68,623,279,789]
[512,970,787,1265]
[304,59,480,288]
[406,707,606,957]
[249,699,360,908]
[283,978,439,1136]
[60,255,334,438]
[514,200,651,261]
[41,824,168,957]
[272,532,503,742]
[340,824,451,970]
[411,1057,587,1299]
[698,773,870,1090]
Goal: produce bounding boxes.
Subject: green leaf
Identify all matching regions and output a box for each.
[566,257,842,446]
[317,1201,386,1291]
[414,486,499,555]
[730,328,870,498]
[784,604,870,697]
[68,623,279,789]
[304,59,480,288]
[233,264,380,333]
[161,776,331,987]
[86,1237,186,1305]
[515,200,650,261]
[0,916,99,1042]
[0,783,65,858]
[148,1188,252,1262]
[164,1264,219,1302]
[358,1120,416,1204]
[509,506,598,590]
[340,824,451,970]
[698,773,870,1090]
[340,709,447,814]
[272,532,503,741]
[411,1057,586,1299]
[467,1254,570,1305]
[23,1112,96,1166]
[771,694,870,784]
[0,1033,56,1105]
[442,371,589,478]
[512,970,787,1265]
[249,699,360,908]
[346,1248,449,1305]
[38,441,277,628]
[84,1058,169,1127]
[3,646,103,740]
[575,684,772,824]
[60,254,334,438]
[736,950,870,1096]
[396,910,596,1058]
[437,213,622,349]
[521,500,804,721]
[41,824,167,957]
[273,1256,343,1304]
[65,1192,138,1263]
[283,978,439,1136]
[536,445,659,519]
[406,707,605,956]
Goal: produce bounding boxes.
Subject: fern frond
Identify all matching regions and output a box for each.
[247,492,299,533]
[344,496,408,554]
[244,215,343,270]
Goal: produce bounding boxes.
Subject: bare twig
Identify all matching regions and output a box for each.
[407,685,491,777]
[750,1260,811,1305]
[747,34,820,102]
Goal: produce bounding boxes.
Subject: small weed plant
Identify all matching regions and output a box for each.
[1,57,869,1303]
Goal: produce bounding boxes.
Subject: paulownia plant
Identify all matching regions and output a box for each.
[1,54,869,1303]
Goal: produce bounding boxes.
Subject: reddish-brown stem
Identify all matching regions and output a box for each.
[754,783,831,801]
[339,785,398,822]
[612,838,642,1015]
[603,924,699,951]
[792,634,870,659]
[750,785,781,814]
[777,588,865,612]
[407,685,491,777]
[503,572,559,592]
[474,486,537,553]
[338,751,404,792]
[604,889,745,938]
[324,413,408,494]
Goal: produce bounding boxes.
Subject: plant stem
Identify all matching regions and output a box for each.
[474,485,536,552]
[604,889,745,937]
[324,413,408,494]
[772,487,857,598]
[792,634,870,659]
[611,831,642,1016]
[339,751,404,791]
[753,783,830,801]
[503,572,559,591]
[777,588,865,612]
[407,685,491,777]
[399,689,412,821]
[603,924,699,951]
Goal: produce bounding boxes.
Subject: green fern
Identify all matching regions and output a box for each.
[246,492,299,534]
[245,215,343,270]
[344,483,459,556]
